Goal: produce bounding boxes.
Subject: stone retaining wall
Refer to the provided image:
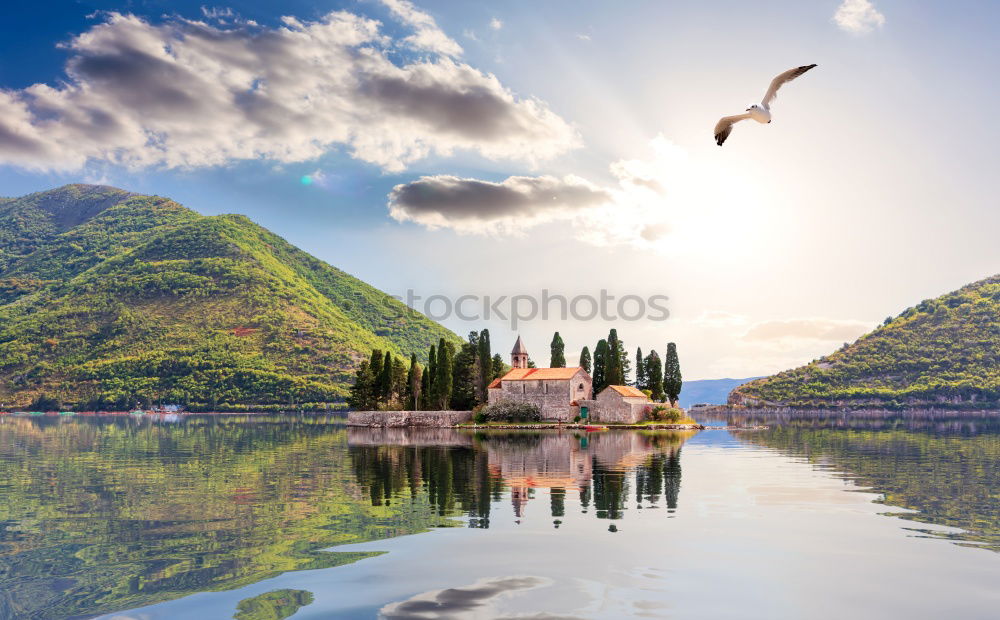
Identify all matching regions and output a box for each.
[346,410,472,427]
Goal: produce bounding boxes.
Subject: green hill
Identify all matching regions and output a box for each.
[0,184,459,410]
[730,274,1000,409]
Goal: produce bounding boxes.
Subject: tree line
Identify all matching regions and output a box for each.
[347,329,508,411]
[350,327,683,410]
[550,329,683,405]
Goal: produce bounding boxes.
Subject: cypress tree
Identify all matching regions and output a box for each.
[645,350,664,401]
[434,338,454,409]
[369,349,383,387]
[605,329,624,386]
[664,342,683,406]
[550,332,566,367]
[390,357,407,409]
[426,344,436,406]
[491,353,506,379]
[377,350,393,405]
[406,353,420,410]
[477,329,492,401]
[592,339,608,393]
[579,346,592,375]
[635,347,646,390]
[347,360,375,410]
[451,332,480,409]
[419,366,431,410]
[368,349,383,408]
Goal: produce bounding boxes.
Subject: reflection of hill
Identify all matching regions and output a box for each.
[347,430,693,526]
[726,409,1000,435]
[0,416,445,619]
[737,420,1000,551]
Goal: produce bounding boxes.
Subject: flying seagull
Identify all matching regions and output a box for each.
[714,64,817,146]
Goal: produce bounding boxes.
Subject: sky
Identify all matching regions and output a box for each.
[1,0,998,380]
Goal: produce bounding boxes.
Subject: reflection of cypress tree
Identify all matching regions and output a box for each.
[468,450,493,529]
[592,460,627,520]
[579,484,591,513]
[550,487,566,518]
[634,454,666,506]
[646,454,664,505]
[664,448,682,511]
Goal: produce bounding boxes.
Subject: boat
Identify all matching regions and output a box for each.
[584,424,608,432]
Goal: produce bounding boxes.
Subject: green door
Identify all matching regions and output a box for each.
[580,406,589,419]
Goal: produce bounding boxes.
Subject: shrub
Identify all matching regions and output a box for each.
[662,407,684,423]
[473,410,486,424]
[647,405,685,423]
[573,415,581,423]
[479,400,542,423]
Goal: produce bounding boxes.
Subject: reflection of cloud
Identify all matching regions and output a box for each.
[741,318,871,343]
[833,0,886,34]
[379,576,557,619]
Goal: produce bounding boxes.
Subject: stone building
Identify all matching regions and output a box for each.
[487,336,592,421]
[592,385,651,424]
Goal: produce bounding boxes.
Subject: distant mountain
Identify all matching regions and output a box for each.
[730,274,1000,409]
[678,377,761,408]
[0,184,459,410]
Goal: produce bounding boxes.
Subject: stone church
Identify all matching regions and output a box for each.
[488,336,654,423]
[487,336,592,421]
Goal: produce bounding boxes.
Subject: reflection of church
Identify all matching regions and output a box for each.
[346,427,688,527]
[482,432,688,522]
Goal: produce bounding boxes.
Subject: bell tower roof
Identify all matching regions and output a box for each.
[511,335,528,355]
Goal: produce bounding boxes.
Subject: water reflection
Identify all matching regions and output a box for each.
[234,589,314,620]
[729,411,1000,551]
[347,429,692,529]
[0,415,441,619]
[0,412,997,620]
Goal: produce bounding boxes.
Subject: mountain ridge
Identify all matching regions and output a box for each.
[730,274,1000,409]
[0,184,459,410]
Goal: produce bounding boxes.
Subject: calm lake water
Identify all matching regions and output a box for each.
[0,413,998,619]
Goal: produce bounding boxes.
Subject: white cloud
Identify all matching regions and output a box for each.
[388,174,610,234]
[386,134,678,242]
[688,315,875,378]
[0,9,578,173]
[200,6,234,21]
[379,0,463,56]
[490,17,504,31]
[693,310,750,329]
[741,318,872,343]
[834,0,886,34]
[386,133,764,251]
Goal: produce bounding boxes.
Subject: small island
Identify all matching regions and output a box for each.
[348,334,702,430]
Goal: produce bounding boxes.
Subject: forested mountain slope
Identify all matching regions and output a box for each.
[0,184,458,410]
[730,274,1000,409]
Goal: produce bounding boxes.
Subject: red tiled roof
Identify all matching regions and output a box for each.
[497,367,584,382]
[487,377,502,389]
[604,385,649,399]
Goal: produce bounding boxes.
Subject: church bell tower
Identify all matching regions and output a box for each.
[511,335,528,369]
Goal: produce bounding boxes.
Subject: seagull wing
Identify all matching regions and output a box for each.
[761,64,817,108]
[714,113,751,146]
